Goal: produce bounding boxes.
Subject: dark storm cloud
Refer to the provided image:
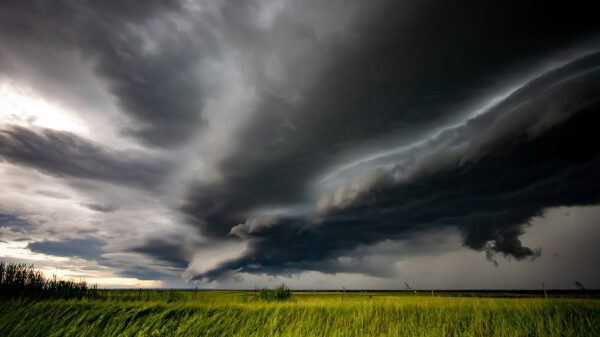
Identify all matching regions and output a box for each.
[129,238,190,270]
[182,1,600,236]
[189,46,600,279]
[0,126,168,188]
[27,236,106,261]
[199,98,600,279]
[0,0,214,147]
[2,0,600,284]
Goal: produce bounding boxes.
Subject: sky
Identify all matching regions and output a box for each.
[1,0,600,289]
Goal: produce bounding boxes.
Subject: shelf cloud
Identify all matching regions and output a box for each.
[1,0,600,288]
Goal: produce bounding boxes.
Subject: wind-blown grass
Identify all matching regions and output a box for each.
[1,264,598,337]
[0,293,598,337]
[0,261,98,300]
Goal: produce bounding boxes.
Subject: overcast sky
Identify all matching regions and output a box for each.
[1,0,600,289]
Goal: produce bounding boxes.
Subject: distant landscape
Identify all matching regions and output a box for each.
[1,262,599,337]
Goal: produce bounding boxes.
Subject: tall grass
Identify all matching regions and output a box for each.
[0,261,98,300]
[1,261,598,336]
[0,296,598,337]
[256,284,293,301]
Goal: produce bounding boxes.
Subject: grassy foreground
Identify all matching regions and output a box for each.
[1,292,599,337]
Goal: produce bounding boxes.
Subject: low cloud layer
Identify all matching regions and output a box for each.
[0,126,169,188]
[28,236,106,261]
[1,0,600,288]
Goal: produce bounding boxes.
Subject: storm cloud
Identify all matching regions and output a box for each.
[27,236,106,261]
[177,1,600,279]
[1,0,600,288]
[0,0,213,147]
[0,126,169,188]
[210,99,600,278]
[181,0,600,236]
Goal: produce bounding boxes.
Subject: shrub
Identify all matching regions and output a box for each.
[256,284,293,301]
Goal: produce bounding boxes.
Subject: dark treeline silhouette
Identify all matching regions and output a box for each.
[0,261,98,300]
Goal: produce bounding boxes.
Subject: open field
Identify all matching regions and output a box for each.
[1,291,599,337]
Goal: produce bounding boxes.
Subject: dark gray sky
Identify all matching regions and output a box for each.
[1,0,600,289]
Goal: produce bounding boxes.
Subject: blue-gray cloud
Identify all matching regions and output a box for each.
[27,236,106,261]
[0,213,35,233]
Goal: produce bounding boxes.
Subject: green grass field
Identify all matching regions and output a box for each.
[1,291,599,337]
